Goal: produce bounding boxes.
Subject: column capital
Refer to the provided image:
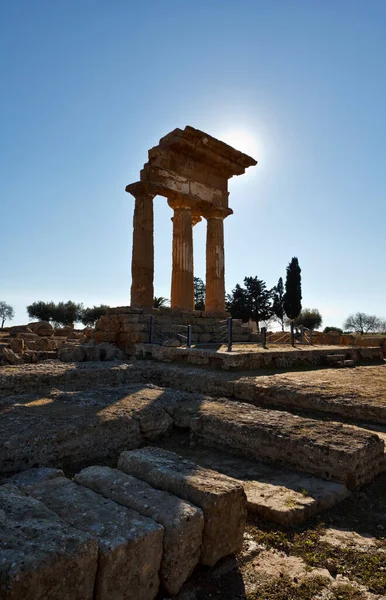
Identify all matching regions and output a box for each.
[126,181,156,200]
[202,206,233,220]
[192,212,202,226]
[167,194,200,212]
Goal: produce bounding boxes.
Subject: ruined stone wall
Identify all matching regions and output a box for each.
[94,307,249,354]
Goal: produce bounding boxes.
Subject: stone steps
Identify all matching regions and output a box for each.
[2,360,386,428]
[1,454,248,599]
[156,436,351,526]
[0,483,98,600]
[24,476,164,600]
[74,465,204,596]
[172,397,385,489]
[1,381,385,491]
[118,447,247,566]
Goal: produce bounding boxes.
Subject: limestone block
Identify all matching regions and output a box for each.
[54,328,70,336]
[16,332,39,339]
[24,340,36,350]
[9,325,33,336]
[28,321,54,335]
[10,467,64,488]
[81,343,124,362]
[75,466,204,595]
[27,477,164,600]
[186,399,385,489]
[118,447,247,566]
[21,350,38,363]
[0,484,98,600]
[0,347,22,365]
[8,338,24,353]
[198,333,212,343]
[119,314,140,324]
[57,345,87,362]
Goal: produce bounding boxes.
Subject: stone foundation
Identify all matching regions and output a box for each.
[94,306,250,354]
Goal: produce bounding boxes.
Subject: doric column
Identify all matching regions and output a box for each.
[168,199,194,310]
[129,189,155,307]
[205,209,227,313]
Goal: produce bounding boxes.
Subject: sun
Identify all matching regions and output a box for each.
[219,129,259,162]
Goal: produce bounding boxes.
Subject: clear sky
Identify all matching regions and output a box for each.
[1,0,385,328]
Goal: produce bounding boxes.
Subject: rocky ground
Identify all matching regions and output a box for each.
[1,359,386,599]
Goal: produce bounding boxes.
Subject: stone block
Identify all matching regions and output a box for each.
[8,338,24,353]
[0,484,98,600]
[75,466,204,595]
[16,332,39,340]
[0,347,22,365]
[9,325,33,336]
[10,467,64,488]
[27,477,163,600]
[186,399,385,489]
[0,388,142,474]
[119,314,140,324]
[118,447,247,566]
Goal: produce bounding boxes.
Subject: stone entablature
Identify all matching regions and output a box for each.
[126,126,256,312]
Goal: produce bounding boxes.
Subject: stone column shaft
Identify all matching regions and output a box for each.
[205,216,225,312]
[171,206,194,310]
[130,192,154,307]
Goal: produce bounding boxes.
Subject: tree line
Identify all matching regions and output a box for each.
[1,253,385,334]
[25,301,109,327]
[225,257,305,331]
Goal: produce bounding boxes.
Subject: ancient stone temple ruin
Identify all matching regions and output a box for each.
[95,126,256,352]
[126,126,257,312]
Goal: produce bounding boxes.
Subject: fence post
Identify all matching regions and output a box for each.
[261,326,267,349]
[310,329,313,345]
[149,315,155,344]
[300,325,304,344]
[227,317,233,352]
[290,321,295,347]
[187,325,192,349]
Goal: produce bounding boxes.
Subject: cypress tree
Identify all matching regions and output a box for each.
[283,257,302,320]
[272,277,285,331]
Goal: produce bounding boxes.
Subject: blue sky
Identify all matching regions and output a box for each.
[1,0,385,328]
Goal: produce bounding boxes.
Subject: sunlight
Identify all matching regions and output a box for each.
[219,129,259,162]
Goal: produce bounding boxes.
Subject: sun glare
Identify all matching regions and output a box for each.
[219,129,259,162]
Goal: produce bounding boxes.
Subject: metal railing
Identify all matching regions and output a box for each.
[146,316,313,351]
[148,316,191,347]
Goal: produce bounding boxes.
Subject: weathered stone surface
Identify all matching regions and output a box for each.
[157,438,351,527]
[75,465,204,595]
[57,345,87,362]
[57,342,124,363]
[9,325,33,336]
[183,399,385,489]
[0,386,143,474]
[27,477,164,600]
[163,338,182,347]
[10,467,64,488]
[8,338,24,353]
[118,446,247,566]
[0,347,22,365]
[0,483,98,600]
[29,321,55,337]
[16,332,39,339]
